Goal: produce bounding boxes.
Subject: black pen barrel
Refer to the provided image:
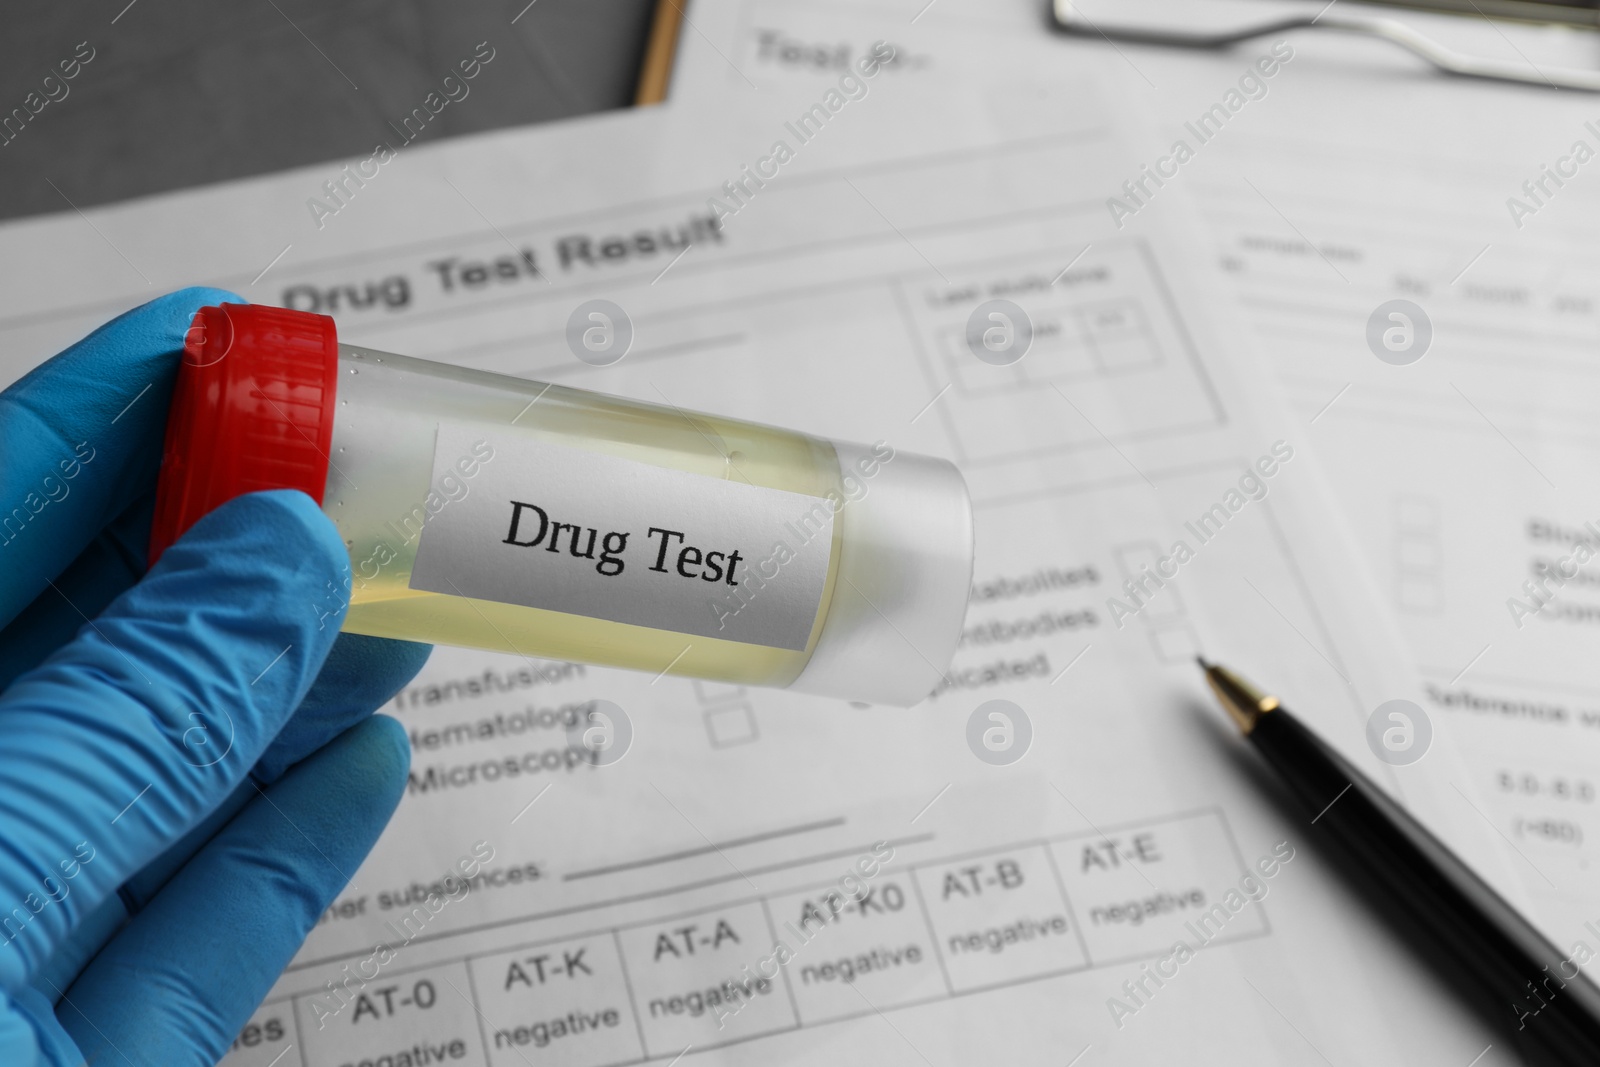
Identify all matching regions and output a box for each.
[1251,708,1600,1066]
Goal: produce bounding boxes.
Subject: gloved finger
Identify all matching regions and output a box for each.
[25,632,431,1002]
[256,632,431,783]
[0,489,346,992]
[117,632,432,909]
[0,494,154,692]
[0,993,42,1065]
[56,715,410,1066]
[0,286,240,630]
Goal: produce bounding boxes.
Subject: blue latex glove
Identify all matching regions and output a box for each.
[0,288,432,1065]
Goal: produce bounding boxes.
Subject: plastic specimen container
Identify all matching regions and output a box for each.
[149,303,973,706]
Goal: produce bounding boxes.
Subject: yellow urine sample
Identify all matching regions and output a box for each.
[331,348,844,688]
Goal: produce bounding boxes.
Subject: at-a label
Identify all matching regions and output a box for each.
[410,425,835,650]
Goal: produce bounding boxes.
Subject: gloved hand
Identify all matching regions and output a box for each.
[0,288,432,1065]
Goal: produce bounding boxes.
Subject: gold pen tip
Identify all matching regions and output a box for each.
[1196,657,1275,734]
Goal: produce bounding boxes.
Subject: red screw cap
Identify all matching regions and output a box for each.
[148,303,340,564]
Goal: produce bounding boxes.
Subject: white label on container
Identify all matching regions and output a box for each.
[410,424,835,650]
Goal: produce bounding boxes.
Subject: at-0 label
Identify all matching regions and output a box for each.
[410,425,834,650]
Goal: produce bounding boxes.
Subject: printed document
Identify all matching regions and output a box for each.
[668,0,1600,966]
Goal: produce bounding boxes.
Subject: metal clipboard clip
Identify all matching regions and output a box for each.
[1051,1,1600,92]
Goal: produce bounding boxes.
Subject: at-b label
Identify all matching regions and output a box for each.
[410,425,834,650]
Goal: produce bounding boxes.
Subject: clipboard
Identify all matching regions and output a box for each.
[635,0,688,105]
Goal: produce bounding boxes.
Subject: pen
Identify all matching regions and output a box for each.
[1198,657,1600,1066]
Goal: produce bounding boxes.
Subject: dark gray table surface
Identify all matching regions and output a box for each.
[0,0,656,222]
